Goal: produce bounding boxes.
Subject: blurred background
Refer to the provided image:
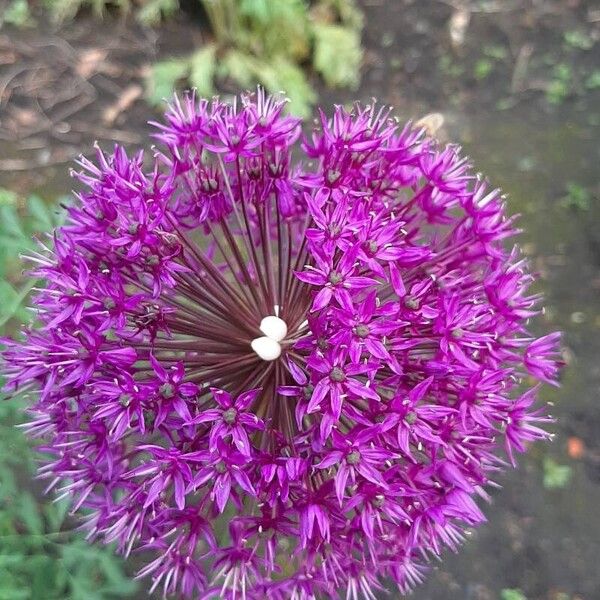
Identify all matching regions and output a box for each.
[0,1,598,599]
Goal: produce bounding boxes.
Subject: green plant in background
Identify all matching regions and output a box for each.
[45,0,132,23]
[0,191,66,330]
[501,590,528,600]
[147,0,364,116]
[559,182,592,211]
[34,0,364,115]
[542,457,572,490]
[546,63,573,105]
[44,0,178,25]
[563,29,594,51]
[1,0,33,27]
[0,191,137,599]
[584,70,600,91]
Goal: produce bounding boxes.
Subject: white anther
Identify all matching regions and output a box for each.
[259,315,287,342]
[251,336,282,361]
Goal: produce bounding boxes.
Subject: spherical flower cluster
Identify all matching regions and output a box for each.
[1,91,561,599]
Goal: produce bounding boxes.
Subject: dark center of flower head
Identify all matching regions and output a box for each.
[145,254,160,267]
[119,393,132,407]
[103,298,116,310]
[328,270,343,285]
[353,324,370,338]
[347,450,361,465]
[404,411,418,424]
[404,296,420,310]
[223,407,237,424]
[330,367,346,382]
[327,169,341,185]
[373,494,385,508]
[160,383,174,399]
[126,150,315,435]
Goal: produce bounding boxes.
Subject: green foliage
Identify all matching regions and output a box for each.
[189,44,218,97]
[233,0,312,62]
[438,55,465,79]
[0,193,65,331]
[483,44,508,60]
[144,0,364,115]
[0,193,137,599]
[546,63,572,105]
[146,58,191,106]
[473,58,494,81]
[585,70,600,90]
[136,0,178,26]
[560,182,592,211]
[251,55,317,117]
[44,0,178,24]
[1,0,32,27]
[216,49,316,117]
[313,23,362,89]
[0,396,138,598]
[36,0,364,114]
[542,457,572,489]
[45,0,131,24]
[501,590,528,600]
[563,30,594,51]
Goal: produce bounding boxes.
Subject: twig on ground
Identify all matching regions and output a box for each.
[102,84,143,126]
[511,43,534,94]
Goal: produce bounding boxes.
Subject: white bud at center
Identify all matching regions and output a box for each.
[259,315,287,342]
[251,315,288,361]
[251,336,282,361]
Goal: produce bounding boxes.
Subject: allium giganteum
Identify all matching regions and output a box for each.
[2,91,561,599]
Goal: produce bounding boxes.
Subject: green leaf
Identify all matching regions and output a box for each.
[585,70,600,90]
[189,44,217,97]
[146,58,190,106]
[563,30,594,50]
[18,492,43,536]
[136,0,178,26]
[474,58,493,81]
[44,497,71,532]
[3,0,32,27]
[543,457,572,489]
[259,56,315,118]
[239,0,270,23]
[501,589,527,600]
[312,23,362,89]
[483,44,508,60]
[30,554,59,598]
[44,0,83,23]
[0,279,37,330]
[219,50,258,88]
[560,182,591,211]
[0,188,18,205]
[0,205,25,238]
[26,195,54,230]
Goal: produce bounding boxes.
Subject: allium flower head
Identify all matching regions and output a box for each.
[2,90,562,599]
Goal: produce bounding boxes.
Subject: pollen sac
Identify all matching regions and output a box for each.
[251,336,282,361]
[259,315,288,343]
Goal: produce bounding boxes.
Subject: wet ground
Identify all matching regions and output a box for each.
[1,1,599,599]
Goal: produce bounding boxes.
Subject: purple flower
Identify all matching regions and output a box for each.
[194,388,264,455]
[1,90,562,599]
